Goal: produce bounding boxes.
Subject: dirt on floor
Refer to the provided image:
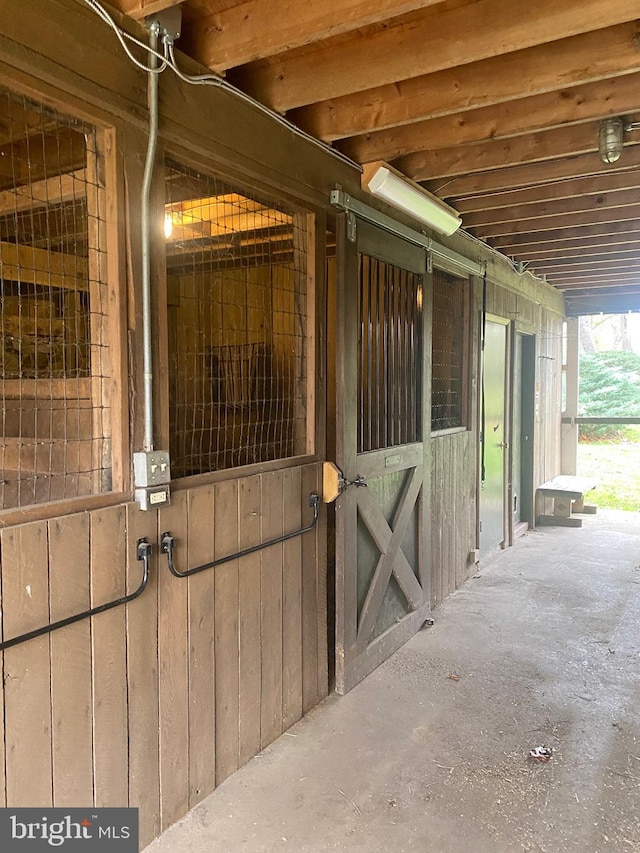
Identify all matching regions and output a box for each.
[145,510,640,853]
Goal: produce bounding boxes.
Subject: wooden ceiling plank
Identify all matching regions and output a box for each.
[509,239,640,261]
[398,121,640,182]
[464,189,640,229]
[489,220,640,249]
[455,170,640,214]
[473,203,640,238]
[186,0,444,74]
[110,0,187,21]
[426,147,640,199]
[291,23,640,142]
[548,270,640,282]
[561,282,640,292]
[233,0,640,112]
[528,257,640,276]
[341,72,640,163]
[531,247,640,264]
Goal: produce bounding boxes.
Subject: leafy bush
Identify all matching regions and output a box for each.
[579,351,640,442]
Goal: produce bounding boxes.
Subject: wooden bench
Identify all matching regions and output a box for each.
[536,475,598,528]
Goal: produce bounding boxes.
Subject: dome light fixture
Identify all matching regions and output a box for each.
[598,117,625,164]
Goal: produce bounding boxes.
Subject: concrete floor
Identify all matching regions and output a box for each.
[145,510,640,853]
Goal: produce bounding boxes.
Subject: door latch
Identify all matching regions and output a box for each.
[341,474,368,491]
[322,461,367,503]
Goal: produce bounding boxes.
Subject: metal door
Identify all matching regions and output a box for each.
[335,216,431,695]
[480,317,508,555]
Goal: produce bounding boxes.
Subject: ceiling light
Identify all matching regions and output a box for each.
[164,212,173,239]
[363,163,461,236]
[598,117,624,164]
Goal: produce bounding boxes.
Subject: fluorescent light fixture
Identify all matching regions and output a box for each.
[363,163,461,236]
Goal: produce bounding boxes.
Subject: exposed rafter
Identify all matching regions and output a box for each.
[291,23,640,141]
[231,0,640,112]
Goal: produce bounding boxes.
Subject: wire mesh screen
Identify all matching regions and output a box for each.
[165,161,310,476]
[358,254,423,453]
[431,268,469,431]
[0,86,112,509]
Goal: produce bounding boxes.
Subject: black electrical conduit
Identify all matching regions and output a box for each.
[0,538,152,652]
[161,493,320,579]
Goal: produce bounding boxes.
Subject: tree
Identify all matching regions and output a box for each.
[579,350,640,441]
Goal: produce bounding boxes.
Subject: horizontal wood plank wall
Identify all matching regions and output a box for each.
[0,462,326,848]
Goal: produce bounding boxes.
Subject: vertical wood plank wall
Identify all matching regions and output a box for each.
[430,279,563,606]
[0,462,326,849]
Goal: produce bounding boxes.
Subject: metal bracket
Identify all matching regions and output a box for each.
[347,211,357,243]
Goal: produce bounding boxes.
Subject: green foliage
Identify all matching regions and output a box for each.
[579,351,640,442]
[578,438,640,511]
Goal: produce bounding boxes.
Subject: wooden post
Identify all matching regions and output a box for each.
[561,318,579,475]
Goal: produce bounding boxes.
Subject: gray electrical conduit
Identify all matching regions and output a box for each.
[141,22,160,452]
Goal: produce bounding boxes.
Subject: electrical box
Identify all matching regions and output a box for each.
[135,485,170,511]
[134,450,171,487]
[134,450,171,511]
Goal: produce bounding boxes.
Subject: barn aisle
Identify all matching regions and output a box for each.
[145,510,640,853]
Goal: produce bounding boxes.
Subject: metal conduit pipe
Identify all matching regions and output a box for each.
[141,21,160,452]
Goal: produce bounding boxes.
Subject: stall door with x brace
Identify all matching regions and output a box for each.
[334,216,431,695]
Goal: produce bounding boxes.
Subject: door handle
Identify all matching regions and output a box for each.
[498,442,509,449]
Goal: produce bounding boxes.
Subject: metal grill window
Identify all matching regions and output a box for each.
[0,87,112,509]
[165,161,310,476]
[431,268,469,432]
[358,254,423,453]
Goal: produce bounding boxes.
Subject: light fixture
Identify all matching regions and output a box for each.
[164,212,173,239]
[598,117,624,164]
[362,162,461,236]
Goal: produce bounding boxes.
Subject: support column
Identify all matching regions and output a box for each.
[561,318,579,475]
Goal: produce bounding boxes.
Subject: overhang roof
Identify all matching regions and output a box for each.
[113,0,640,315]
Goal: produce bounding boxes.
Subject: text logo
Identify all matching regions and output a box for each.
[0,808,138,851]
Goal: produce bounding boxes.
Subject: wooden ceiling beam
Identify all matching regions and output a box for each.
[110,0,186,21]
[533,248,640,265]
[398,120,640,182]
[511,239,640,260]
[340,72,640,163]
[549,270,640,283]
[233,0,640,112]
[185,1,444,74]
[426,147,640,199]
[489,220,640,249]
[464,189,640,229]
[474,204,640,239]
[528,259,640,278]
[454,170,640,214]
[291,23,640,142]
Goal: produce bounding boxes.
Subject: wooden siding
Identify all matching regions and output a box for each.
[0,463,326,848]
[430,276,563,605]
